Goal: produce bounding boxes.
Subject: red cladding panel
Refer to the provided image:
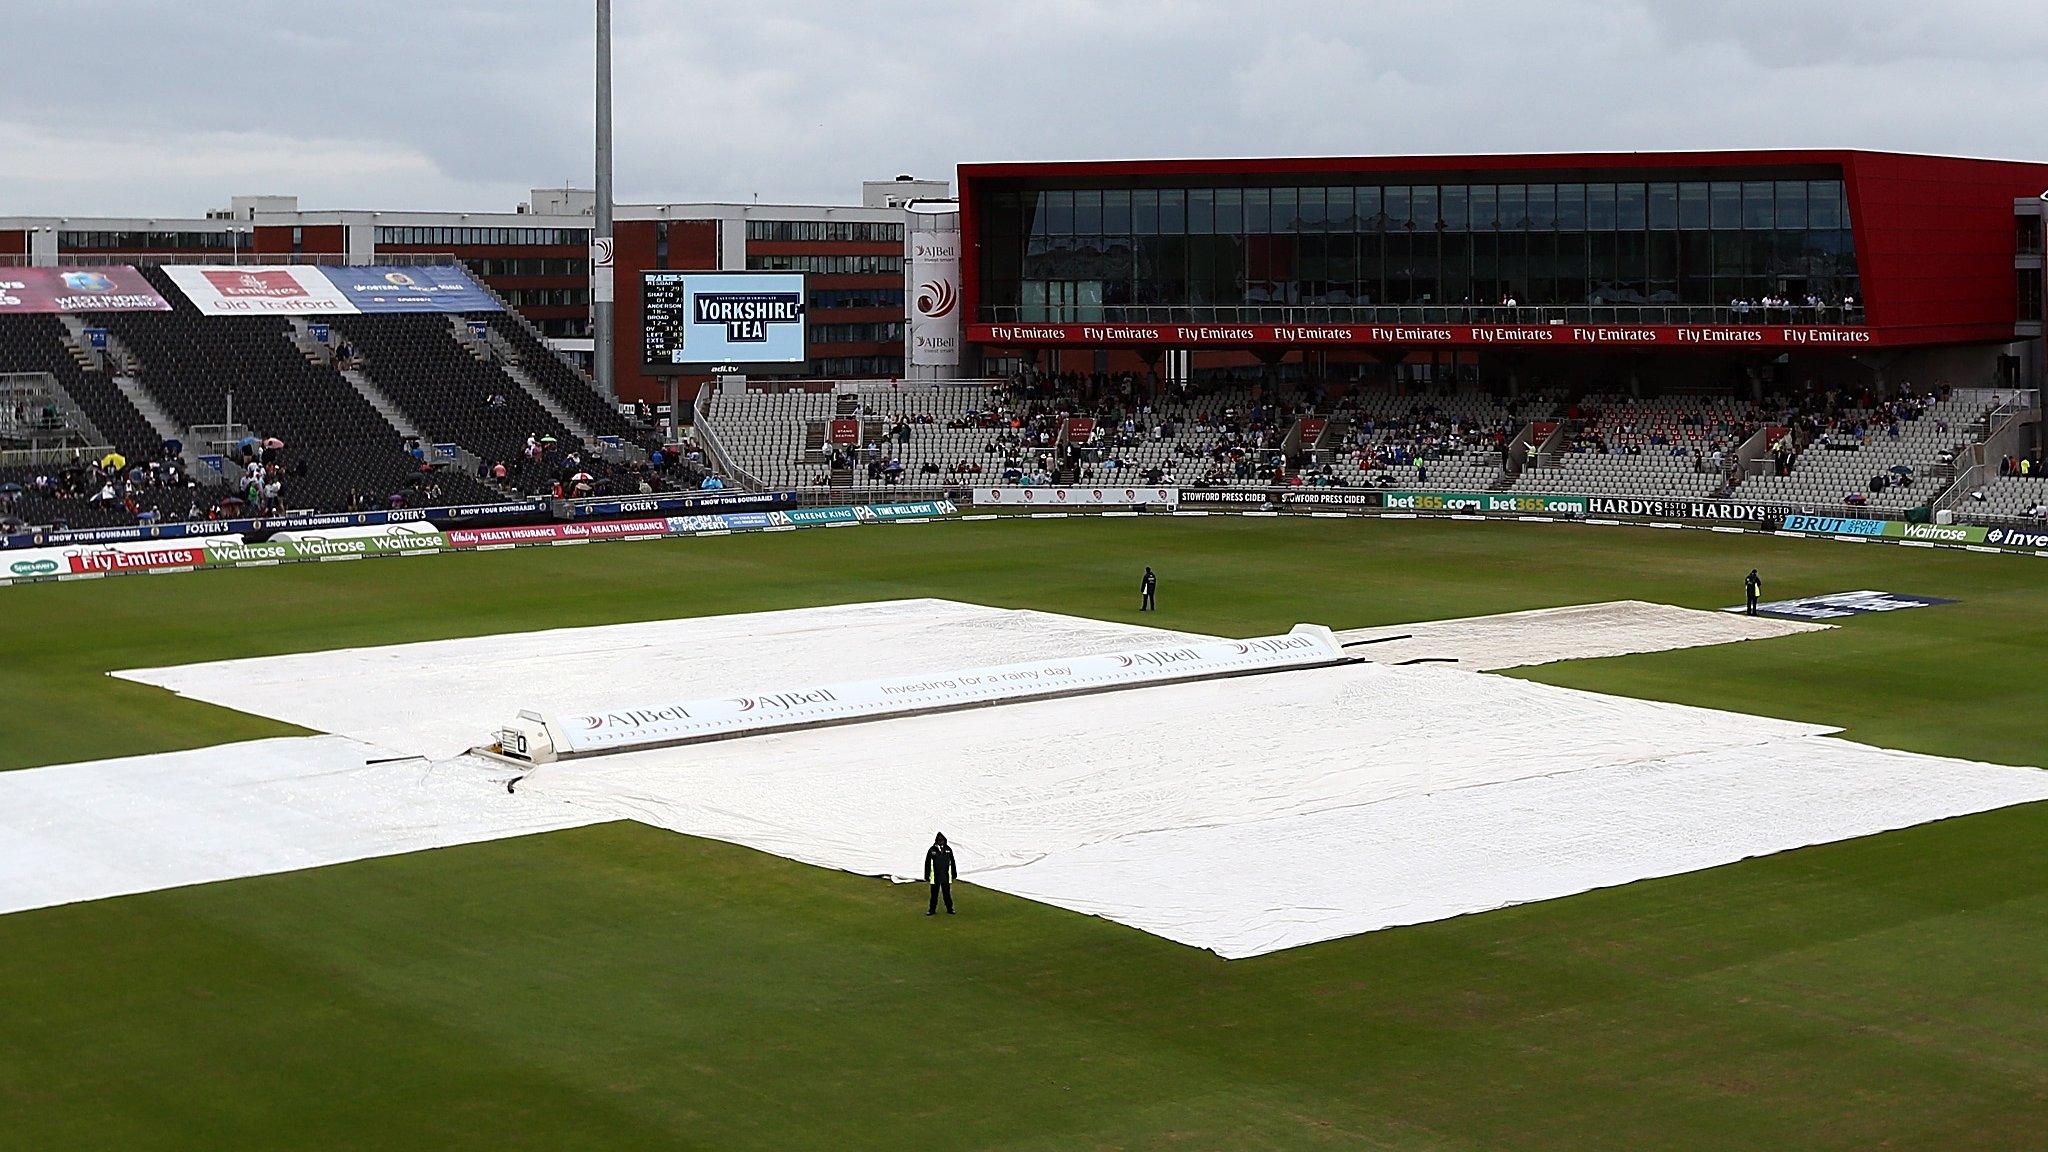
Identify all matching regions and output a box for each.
[1842,152,2048,339]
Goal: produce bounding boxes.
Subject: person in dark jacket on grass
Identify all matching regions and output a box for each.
[924,833,957,915]
[1746,568,1763,616]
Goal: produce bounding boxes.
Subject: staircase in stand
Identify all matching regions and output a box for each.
[110,376,182,445]
[498,359,598,449]
[51,316,102,374]
[335,363,423,443]
[57,314,210,475]
[284,318,332,366]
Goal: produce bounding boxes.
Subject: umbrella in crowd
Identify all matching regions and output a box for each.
[100,452,126,470]
[0,482,23,494]
[1890,464,1914,475]
[569,471,594,482]
[540,434,559,444]
[264,437,285,451]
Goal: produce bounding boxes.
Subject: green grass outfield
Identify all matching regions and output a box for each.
[1,517,2044,1150]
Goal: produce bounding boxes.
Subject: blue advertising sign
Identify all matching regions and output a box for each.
[641,271,807,373]
[309,322,331,344]
[431,443,459,461]
[85,327,108,349]
[317,265,503,313]
[466,319,490,341]
[566,491,795,518]
[1782,514,1887,537]
[197,454,224,475]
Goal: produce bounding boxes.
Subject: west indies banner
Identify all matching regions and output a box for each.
[0,267,170,313]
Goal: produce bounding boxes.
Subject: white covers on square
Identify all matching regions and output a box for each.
[89,601,2048,956]
[0,737,597,916]
[515,658,2048,957]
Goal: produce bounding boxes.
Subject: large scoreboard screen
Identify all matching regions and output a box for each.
[641,271,807,375]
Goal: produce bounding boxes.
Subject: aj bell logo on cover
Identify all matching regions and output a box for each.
[694,292,804,342]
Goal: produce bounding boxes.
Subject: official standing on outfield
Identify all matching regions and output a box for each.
[1745,569,1763,616]
[924,833,957,915]
[1140,566,1158,612]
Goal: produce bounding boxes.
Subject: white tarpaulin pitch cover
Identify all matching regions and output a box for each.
[0,736,597,916]
[67,600,2048,956]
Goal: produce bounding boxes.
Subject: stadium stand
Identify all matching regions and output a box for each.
[700,384,997,490]
[1511,393,1757,499]
[1735,388,1984,511]
[702,386,835,489]
[8,277,2018,531]
[1956,474,2048,523]
[478,313,655,450]
[324,313,579,477]
[0,457,222,531]
[90,267,497,513]
[1325,390,1549,490]
[685,373,2025,522]
[0,314,160,458]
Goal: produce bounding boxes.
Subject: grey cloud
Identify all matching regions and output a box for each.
[4,0,2047,217]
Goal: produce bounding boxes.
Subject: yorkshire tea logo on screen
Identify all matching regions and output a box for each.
[693,291,803,342]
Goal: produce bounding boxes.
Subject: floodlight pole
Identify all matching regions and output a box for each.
[592,0,616,401]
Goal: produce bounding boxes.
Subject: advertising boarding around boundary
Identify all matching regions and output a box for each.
[974,486,1179,508]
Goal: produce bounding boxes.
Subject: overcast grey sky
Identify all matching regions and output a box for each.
[5,1,2046,217]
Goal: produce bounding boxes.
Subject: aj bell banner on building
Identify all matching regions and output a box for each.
[908,230,962,367]
[161,264,502,315]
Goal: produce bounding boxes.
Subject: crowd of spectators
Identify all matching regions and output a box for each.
[1342,401,1517,487]
[1726,295,1859,324]
[478,431,719,501]
[0,442,237,531]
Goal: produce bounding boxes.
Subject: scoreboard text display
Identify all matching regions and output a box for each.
[641,271,808,374]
